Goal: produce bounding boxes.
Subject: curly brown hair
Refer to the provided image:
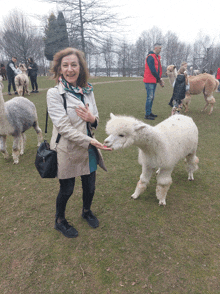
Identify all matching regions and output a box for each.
[51,47,89,87]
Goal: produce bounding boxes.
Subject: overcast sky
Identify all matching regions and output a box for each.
[0,0,219,45]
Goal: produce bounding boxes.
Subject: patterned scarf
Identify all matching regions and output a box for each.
[59,76,93,95]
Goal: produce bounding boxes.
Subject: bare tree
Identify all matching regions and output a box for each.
[0,10,44,63]
[192,34,215,72]
[134,36,149,76]
[42,0,120,55]
[212,45,220,73]
[117,40,133,77]
[101,36,116,77]
[162,31,180,67]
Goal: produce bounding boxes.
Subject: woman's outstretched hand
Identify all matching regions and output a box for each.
[90,138,112,151]
[76,104,96,123]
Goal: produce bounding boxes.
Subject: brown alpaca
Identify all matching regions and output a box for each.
[0,64,7,80]
[166,65,219,114]
[14,64,30,96]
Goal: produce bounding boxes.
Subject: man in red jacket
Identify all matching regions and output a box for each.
[143,43,164,120]
[216,67,220,92]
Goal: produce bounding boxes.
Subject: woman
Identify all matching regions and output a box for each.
[28,57,39,93]
[47,47,111,238]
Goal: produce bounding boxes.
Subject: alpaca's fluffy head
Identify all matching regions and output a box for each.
[166,65,177,76]
[104,113,146,150]
[18,63,27,72]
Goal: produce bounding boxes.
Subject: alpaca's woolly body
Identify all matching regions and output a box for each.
[14,64,30,96]
[0,77,42,163]
[104,113,199,205]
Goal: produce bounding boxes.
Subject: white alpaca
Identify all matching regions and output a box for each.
[0,76,43,164]
[14,64,30,96]
[104,113,199,206]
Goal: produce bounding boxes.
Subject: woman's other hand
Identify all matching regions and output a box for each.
[76,104,96,123]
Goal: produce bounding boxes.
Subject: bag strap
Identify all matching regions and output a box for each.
[45,93,67,144]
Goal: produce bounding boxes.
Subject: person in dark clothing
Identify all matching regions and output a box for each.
[170,66,188,115]
[6,57,21,95]
[27,58,39,93]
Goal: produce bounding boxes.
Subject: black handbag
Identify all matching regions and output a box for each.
[35,94,66,178]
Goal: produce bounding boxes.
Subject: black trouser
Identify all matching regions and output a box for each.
[56,171,96,220]
[7,76,16,93]
[30,75,38,91]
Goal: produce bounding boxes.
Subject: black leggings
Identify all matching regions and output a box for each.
[56,171,96,220]
[30,75,38,91]
[7,76,16,93]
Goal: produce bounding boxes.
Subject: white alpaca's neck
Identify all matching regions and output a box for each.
[0,87,5,115]
[133,125,164,152]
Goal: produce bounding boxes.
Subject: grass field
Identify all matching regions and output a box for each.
[1,76,220,293]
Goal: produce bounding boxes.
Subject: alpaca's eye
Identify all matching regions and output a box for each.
[119,134,124,137]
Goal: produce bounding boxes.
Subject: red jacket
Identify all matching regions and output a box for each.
[143,53,162,83]
[216,68,220,79]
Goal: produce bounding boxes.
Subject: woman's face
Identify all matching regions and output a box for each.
[60,54,80,86]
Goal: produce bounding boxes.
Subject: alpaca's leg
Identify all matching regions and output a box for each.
[185,154,199,181]
[202,92,215,114]
[33,121,43,146]
[20,133,26,155]
[184,94,191,112]
[12,135,21,164]
[201,101,209,112]
[0,135,9,159]
[156,168,160,175]
[156,169,173,205]
[208,103,214,115]
[207,96,215,115]
[25,83,30,95]
[131,165,153,199]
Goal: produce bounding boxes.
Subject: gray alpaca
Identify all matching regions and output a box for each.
[0,76,43,164]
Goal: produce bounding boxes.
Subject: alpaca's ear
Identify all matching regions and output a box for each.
[174,65,176,69]
[110,113,116,119]
[134,122,146,131]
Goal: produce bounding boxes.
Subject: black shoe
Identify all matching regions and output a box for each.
[82,210,99,228]
[144,115,155,120]
[150,113,157,117]
[14,91,18,95]
[31,90,35,93]
[54,219,78,238]
[35,90,39,93]
[8,92,12,95]
[168,101,173,107]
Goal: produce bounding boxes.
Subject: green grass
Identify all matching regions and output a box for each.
[1,77,220,293]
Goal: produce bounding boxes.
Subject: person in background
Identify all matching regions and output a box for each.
[6,57,21,95]
[47,47,111,239]
[143,42,164,120]
[216,67,220,92]
[28,58,39,93]
[170,66,188,115]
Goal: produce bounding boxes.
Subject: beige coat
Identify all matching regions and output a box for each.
[47,83,107,179]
